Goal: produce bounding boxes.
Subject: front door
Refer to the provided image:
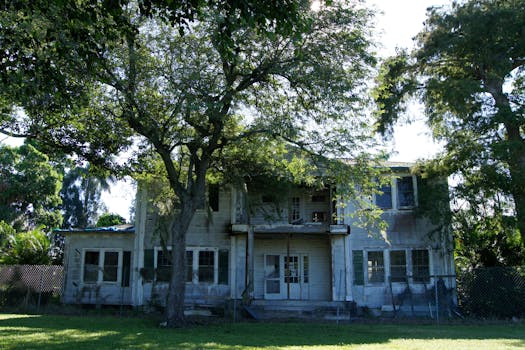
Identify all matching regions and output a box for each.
[264,254,309,299]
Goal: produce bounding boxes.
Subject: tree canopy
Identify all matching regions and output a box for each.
[60,165,114,228]
[96,212,126,227]
[1,0,379,325]
[374,0,525,255]
[0,144,62,231]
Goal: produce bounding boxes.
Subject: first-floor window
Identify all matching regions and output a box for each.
[390,250,407,283]
[83,251,100,283]
[412,249,430,283]
[367,251,385,283]
[154,247,227,285]
[103,251,119,282]
[83,249,122,284]
[198,251,215,283]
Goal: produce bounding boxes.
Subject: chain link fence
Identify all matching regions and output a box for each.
[1,264,524,319]
[0,265,63,311]
[457,266,525,319]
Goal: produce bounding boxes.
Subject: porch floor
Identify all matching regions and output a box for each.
[242,299,355,320]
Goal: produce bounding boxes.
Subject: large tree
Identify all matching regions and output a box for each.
[0,144,62,230]
[0,1,378,325]
[61,165,114,228]
[374,0,525,246]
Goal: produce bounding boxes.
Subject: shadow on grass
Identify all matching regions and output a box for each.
[0,314,524,349]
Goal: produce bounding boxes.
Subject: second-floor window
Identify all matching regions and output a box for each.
[397,176,415,208]
[290,197,301,222]
[375,176,416,210]
[376,184,392,209]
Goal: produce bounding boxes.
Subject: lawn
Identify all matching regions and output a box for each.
[0,314,523,350]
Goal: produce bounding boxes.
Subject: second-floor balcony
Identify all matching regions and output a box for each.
[231,187,349,235]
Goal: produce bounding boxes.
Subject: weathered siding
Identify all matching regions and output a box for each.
[62,233,134,305]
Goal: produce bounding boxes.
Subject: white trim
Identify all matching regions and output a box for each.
[153,246,220,285]
[81,248,123,285]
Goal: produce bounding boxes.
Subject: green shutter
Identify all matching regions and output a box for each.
[353,250,364,285]
[121,251,131,287]
[218,249,229,285]
[142,249,154,282]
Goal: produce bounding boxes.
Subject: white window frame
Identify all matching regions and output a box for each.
[410,248,431,284]
[375,175,418,210]
[154,246,219,284]
[374,179,393,210]
[81,249,123,285]
[396,175,417,209]
[365,250,385,285]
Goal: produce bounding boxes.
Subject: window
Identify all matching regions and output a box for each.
[103,251,119,282]
[303,256,309,284]
[412,249,430,283]
[262,194,276,203]
[390,250,407,282]
[82,250,122,284]
[311,195,326,202]
[367,251,385,283]
[376,183,392,209]
[83,251,100,283]
[198,251,215,283]
[311,211,326,222]
[397,176,415,208]
[209,184,219,212]
[353,250,364,285]
[154,247,222,284]
[156,249,172,282]
[186,251,193,282]
[284,256,299,283]
[290,197,301,222]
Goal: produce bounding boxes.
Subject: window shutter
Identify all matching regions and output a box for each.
[353,250,364,285]
[218,249,229,285]
[142,249,154,282]
[121,251,131,287]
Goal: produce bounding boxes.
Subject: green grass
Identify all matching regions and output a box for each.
[0,314,524,349]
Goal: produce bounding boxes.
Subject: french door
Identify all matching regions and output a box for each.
[264,254,309,299]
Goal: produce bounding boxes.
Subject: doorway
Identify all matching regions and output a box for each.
[264,254,309,299]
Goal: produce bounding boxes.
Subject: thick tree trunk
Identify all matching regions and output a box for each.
[490,82,525,243]
[165,202,194,327]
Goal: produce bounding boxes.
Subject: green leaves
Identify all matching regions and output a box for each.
[0,226,51,265]
[0,144,62,231]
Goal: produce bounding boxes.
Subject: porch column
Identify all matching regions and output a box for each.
[246,226,254,299]
[344,234,353,301]
[331,235,345,301]
[230,236,237,299]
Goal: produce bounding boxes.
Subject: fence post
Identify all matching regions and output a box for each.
[434,277,439,324]
[37,267,44,313]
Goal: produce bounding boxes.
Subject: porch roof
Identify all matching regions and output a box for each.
[231,223,349,235]
[55,224,135,235]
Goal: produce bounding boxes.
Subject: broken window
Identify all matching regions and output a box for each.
[390,250,407,282]
[397,176,415,208]
[82,250,121,284]
[412,249,430,283]
[376,183,392,209]
[367,251,385,283]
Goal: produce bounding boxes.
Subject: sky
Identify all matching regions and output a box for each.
[2,1,452,221]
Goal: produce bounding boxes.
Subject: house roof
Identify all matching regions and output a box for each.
[55,224,135,235]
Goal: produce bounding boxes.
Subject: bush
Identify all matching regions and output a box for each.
[0,228,51,265]
[457,266,525,318]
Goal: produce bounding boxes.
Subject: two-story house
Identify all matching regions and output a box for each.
[60,162,455,316]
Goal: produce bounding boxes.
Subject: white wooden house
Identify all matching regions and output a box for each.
[61,162,455,316]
